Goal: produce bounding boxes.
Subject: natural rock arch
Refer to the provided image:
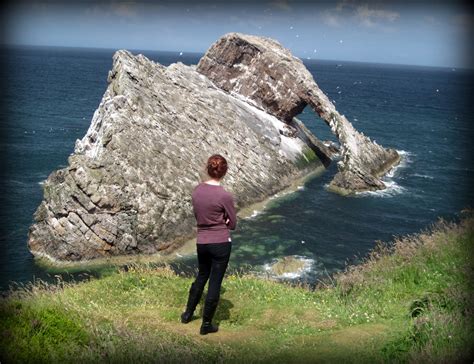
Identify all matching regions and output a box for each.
[197,33,400,194]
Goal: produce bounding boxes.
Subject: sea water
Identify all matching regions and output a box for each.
[0,45,472,290]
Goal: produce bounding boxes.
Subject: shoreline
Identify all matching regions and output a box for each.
[168,164,326,258]
[32,147,401,274]
[34,164,326,272]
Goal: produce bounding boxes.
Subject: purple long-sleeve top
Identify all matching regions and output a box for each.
[191,182,237,244]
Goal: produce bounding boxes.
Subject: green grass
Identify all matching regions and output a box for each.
[296,146,318,169]
[1,213,473,363]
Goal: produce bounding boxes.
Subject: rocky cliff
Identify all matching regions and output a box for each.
[197,33,400,194]
[28,48,323,262]
[28,33,399,262]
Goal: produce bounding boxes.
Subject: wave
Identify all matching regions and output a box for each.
[263,255,315,280]
[246,210,262,219]
[356,149,412,198]
[324,181,405,198]
[243,188,298,220]
[5,178,46,189]
[386,149,413,178]
[412,173,434,179]
[270,193,281,200]
[7,180,32,187]
[358,179,406,198]
[396,149,414,159]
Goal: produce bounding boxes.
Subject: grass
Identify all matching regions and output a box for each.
[296,146,318,169]
[1,212,473,363]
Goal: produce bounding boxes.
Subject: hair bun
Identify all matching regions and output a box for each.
[207,154,228,179]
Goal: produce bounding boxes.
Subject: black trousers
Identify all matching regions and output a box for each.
[194,242,232,305]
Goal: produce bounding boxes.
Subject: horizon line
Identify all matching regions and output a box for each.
[2,42,471,71]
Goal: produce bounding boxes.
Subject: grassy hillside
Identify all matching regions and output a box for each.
[1,213,473,363]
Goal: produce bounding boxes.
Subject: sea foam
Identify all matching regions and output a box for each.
[263,255,315,280]
[357,149,411,198]
[386,149,413,178]
[412,173,434,179]
[358,180,406,198]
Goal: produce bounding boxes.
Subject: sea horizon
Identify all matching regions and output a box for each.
[1,42,471,72]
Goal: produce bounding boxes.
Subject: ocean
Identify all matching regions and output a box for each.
[0,45,472,291]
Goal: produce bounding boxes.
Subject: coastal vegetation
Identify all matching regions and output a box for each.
[1,212,472,363]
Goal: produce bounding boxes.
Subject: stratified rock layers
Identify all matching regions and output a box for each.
[197,33,400,194]
[28,50,322,261]
[29,32,400,262]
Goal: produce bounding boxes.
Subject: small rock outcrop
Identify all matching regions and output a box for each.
[28,49,323,262]
[197,33,400,194]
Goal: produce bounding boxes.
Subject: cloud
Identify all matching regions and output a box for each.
[111,3,138,19]
[83,2,163,21]
[269,0,292,12]
[84,4,112,18]
[321,1,399,30]
[321,10,342,27]
[355,4,399,27]
[335,0,350,12]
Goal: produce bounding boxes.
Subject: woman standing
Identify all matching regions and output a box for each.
[181,154,237,335]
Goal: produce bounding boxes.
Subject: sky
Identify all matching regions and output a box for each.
[2,0,473,68]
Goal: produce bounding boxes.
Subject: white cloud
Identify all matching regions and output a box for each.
[320,0,400,31]
[111,3,138,19]
[321,10,342,27]
[335,0,350,12]
[321,1,399,30]
[83,2,165,21]
[355,4,399,27]
[270,0,292,12]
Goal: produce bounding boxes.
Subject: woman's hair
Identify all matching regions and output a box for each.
[207,154,228,179]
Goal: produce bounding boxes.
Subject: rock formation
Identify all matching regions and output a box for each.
[197,33,400,195]
[28,32,399,262]
[28,49,323,261]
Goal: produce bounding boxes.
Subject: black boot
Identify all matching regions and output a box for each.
[181,283,202,324]
[200,299,219,335]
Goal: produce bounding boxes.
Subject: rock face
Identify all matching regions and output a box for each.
[197,33,400,195]
[28,32,399,262]
[28,49,323,262]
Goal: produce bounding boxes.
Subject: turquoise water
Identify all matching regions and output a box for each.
[0,46,472,290]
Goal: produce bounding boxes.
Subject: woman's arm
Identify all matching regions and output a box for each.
[222,193,237,230]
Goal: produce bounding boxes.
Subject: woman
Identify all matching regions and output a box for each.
[181,154,237,335]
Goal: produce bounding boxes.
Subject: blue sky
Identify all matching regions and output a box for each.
[2,1,473,68]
